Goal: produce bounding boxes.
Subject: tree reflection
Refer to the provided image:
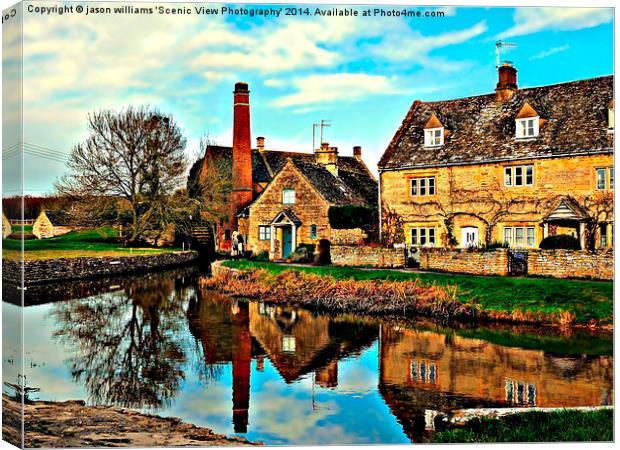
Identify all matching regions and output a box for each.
[51,275,188,410]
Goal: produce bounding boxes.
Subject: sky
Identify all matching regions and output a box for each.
[1,1,615,195]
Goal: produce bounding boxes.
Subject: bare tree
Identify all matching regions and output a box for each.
[56,107,187,243]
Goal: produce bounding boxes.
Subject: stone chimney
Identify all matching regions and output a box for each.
[231,82,253,230]
[353,146,362,161]
[496,63,518,101]
[256,136,265,152]
[315,142,339,176]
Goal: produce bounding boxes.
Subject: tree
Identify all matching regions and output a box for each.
[381,204,405,247]
[56,107,187,244]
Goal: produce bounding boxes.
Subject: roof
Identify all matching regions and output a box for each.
[43,210,72,226]
[379,75,614,170]
[270,209,302,226]
[197,146,377,207]
[543,197,590,222]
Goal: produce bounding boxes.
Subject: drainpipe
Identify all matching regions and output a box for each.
[378,170,383,244]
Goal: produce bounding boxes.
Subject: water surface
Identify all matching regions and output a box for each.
[2,267,614,445]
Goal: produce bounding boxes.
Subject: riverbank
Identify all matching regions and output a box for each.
[2,251,200,284]
[2,395,258,447]
[432,408,613,443]
[215,261,613,327]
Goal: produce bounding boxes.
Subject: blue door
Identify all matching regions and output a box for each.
[282,227,292,258]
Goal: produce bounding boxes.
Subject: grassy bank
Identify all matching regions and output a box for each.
[222,260,613,326]
[433,409,613,443]
[3,227,181,260]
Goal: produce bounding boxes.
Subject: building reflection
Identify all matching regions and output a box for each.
[187,289,378,433]
[378,324,614,441]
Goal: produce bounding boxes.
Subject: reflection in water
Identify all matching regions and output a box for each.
[3,267,614,445]
[50,274,195,410]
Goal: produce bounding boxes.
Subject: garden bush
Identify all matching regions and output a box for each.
[539,234,581,250]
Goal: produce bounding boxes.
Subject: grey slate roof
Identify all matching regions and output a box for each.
[379,75,614,170]
[200,146,377,207]
[44,210,72,226]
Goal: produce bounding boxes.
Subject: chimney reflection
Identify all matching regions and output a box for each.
[231,301,251,433]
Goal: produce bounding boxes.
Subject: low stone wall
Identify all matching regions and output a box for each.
[331,245,406,268]
[419,248,509,276]
[329,228,367,245]
[527,249,613,280]
[2,251,200,285]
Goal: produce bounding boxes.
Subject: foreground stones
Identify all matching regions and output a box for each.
[2,395,259,447]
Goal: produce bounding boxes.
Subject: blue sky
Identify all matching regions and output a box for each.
[2,2,614,195]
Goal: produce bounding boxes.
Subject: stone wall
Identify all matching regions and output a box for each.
[331,245,406,268]
[527,249,613,280]
[330,228,367,245]
[2,251,199,285]
[419,248,509,276]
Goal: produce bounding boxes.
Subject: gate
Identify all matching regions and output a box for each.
[508,250,528,276]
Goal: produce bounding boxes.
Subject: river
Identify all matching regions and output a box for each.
[2,265,614,445]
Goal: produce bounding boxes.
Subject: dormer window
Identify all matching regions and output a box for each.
[423,113,445,147]
[424,128,444,147]
[609,102,614,131]
[516,117,539,138]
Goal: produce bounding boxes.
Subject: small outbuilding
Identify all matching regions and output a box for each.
[2,212,11,239]
[33,210,73,239]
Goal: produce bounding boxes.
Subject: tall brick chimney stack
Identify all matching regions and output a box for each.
[353,146,362,161]
[231,82,253,229]
[496,63,518,101]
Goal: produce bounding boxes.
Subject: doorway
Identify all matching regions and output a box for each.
[282,227,293,258]
[461,227,479,248]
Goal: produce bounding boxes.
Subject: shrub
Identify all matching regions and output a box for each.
[254,250,269,261]
[297,243,316,259]
[539,234,581,250]
[328,205,377,229]
[486,240,509,250]
[315,239,331,265]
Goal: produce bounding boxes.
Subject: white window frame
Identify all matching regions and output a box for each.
[258,225,271,241]
[424,127,444,147]
[609,107,614,131]
[596,168,607,190]
[410,226,436,247]
[504,226,536,248]
[282,188,295,204]
[410,176,436,196]
[504,165,534,187]
[515,117,539,139]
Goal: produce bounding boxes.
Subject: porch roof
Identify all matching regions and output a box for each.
[270,209,302,226]
[543,197,590,222]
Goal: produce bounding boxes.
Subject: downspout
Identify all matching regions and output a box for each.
[378,170,383,243]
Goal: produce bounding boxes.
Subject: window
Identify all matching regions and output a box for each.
[282,335,296,353]
[516,117,539,138]
[410,176,436,196]
[504,165,534,187]
[610,168,614,189]
[600,223,608,248]
[410,226,436,246]
[424,127,443,147]
[609,106,614,131]
[504,226,536,248]
[310,224,318,239]
[258,225,271,241]
[596,168,607,190]
[282,189,295,204]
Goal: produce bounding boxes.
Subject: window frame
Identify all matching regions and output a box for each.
[504,226,536,248]
[258,225,271,241]
[504,164,534,187]
[282,188,296,204]
[410,176,436,197]
[410,226,436,247]
[424,127,444,147]
[310,224,318,239]
[515,117,539,139]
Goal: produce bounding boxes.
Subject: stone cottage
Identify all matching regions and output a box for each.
[189,82,377,259]
[378,64,614,250]
[33,210,73,239]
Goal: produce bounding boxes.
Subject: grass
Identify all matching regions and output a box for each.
[222,260,613,326]
[2,226,182,260]
[433,409,613,443]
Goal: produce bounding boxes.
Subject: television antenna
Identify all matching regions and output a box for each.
[312,120,332,150]
[496,40,517,68]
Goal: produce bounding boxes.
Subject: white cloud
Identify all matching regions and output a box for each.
[271,73,402,108]
[497,7,613,39]
[529,44,570,60]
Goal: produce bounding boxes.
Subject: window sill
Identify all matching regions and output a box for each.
[515,136,539,142]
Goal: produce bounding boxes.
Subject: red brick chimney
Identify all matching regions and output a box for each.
[496,63,518,101]
[231,82,253,229]
[353,146,362,160]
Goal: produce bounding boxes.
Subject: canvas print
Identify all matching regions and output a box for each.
[1,1,614,447]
